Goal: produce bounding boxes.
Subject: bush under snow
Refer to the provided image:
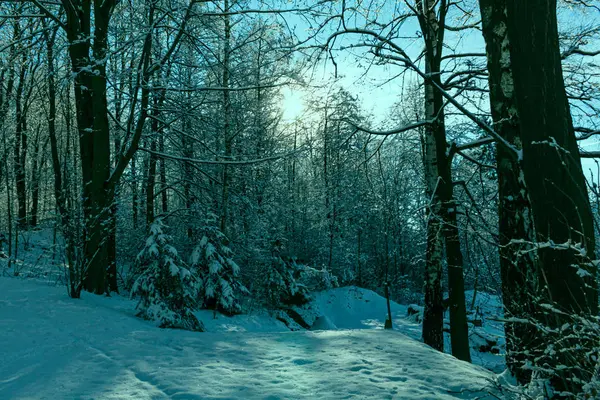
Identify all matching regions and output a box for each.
[299,263,339,292]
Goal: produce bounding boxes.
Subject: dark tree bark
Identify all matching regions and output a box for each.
[181,111,195,238]
[417,0,471,362]
[0,32,16,263]
[422,184,444,351]
[14,23,28,230]
[505,0,598,391]
[220,0,232,236]
[146,76,167,228]
[146,132,158,227]
[29,128,46,228]
[132,155,140,229]
[159,127,168,213]
[478,0,537,383]
[63,0,116,294]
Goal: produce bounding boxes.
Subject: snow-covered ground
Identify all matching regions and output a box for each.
[0,277,503,399]
[297,286,505,373]
[0,229,509,398]
[464,290,506,373]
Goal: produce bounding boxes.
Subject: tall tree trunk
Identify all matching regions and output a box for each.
[14,34,28,230]
[322,106,334,269]
[0,36,15,265]
[478,0,536,383]
[43,22,81,297]
[421,128,444,352]
[439,155,471,363]
[84,0,114,295]
[506,0,598,391]
[418,0,471,361]
[63,0,115,294]
[146,77,167,227]
[181,113,195,238]
[220,0,232,236]
[146,131,158,228]
[29,127,44,228]
[132,155,139,228]
[64,1,97,292]
[141,146,149,225]
[5,156,13,268]
[159,127,168,213]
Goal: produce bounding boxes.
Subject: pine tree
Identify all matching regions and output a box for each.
[132,219,204,331]
[266,256,312,308]
[190,220,248,315]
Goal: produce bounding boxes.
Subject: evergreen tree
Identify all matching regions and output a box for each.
[266,254,312,308]
[132,219,203,331]
[190,218,249,315]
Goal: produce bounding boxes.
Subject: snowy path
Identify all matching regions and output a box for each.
[0,278,500,399]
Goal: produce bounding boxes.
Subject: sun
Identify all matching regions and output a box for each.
[281,87,305,121]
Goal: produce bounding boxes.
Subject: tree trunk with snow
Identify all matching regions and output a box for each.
[417,0,471,362]
[14,22,28,230]
[506,0,598,391]
[478,0,537,383]
[63,0,118,294]
[421,128,444,352]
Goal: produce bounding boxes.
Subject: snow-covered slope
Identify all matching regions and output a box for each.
[306,286,422,339]
[464,290,506,372]
[297,286,505,373]
[0,228,63,282]
[0,277,501,399]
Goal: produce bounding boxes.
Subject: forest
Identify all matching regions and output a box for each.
[1,0,600,399]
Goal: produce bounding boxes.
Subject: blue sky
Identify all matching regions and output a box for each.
[279,0,600,181]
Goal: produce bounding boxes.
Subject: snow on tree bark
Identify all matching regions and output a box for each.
[478,0,537,384]
[417,0,471,362]
[505,0,599,392]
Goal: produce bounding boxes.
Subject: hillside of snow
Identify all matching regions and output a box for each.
[0,277,505,399]
[311,286,415,329]
[294,286,505,372]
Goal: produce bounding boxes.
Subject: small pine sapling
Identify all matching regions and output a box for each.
[266,255,312,308]
[131,219,204,331]
[190,223,248,315]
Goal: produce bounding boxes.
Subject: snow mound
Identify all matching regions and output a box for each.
[298,286,422,339]
[310,315,337,330]
[0,277,501,399]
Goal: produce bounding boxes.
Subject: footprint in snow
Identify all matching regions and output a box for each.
[292,358,314,365]
[386,376,408,382]
[349,365,365,372]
